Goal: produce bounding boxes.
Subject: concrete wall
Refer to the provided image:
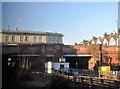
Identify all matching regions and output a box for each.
[45,62,69,73]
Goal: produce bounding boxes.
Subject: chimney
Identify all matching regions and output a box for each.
[16,27,18,31]
[92,36,96,40]
[111,33,113,36]
[104,32,107,37]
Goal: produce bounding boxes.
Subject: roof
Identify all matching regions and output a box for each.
[0,30,63,36]
[63,54,92,57]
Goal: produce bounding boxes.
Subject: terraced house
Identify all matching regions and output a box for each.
[79,29,120,46]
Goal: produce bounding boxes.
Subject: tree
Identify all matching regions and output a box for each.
[89,44,99,58]
[19,56,32,70]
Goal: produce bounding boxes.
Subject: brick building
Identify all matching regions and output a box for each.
[78,29,120,46]
[74,28,120,69]
[1,29,120,70]
[70,44,119,69]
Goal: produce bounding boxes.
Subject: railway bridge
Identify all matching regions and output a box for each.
[2,43,92,70]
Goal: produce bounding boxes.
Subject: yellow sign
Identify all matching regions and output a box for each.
[98,66,111,77]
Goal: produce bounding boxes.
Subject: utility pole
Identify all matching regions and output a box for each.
[99,44,102,66]
[8,25,9,30]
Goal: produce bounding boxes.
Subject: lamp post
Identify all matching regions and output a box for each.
[76,61,78,69]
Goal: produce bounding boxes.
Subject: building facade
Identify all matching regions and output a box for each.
[79,31,119,46]
[71,44,119,69]
[0,30,63,44]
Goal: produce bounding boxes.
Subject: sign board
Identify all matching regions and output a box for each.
[98,66,111,77]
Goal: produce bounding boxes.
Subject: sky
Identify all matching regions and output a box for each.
[0,2,1,30]
[118,2,120,28]
[2,0,120,2]
[2,2,119,45]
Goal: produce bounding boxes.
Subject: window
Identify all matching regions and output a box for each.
[11,36,15,42]
[34,37,37,43]
[49,37,51,43]
[52,37,55,43]
[51,37,55,43]
[39,37,42,43]
[20,36,23,42]
[5,36,9,42]
[25,36,28,42]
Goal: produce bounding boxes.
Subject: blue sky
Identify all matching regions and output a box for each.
[0,2,1,30]
[2,2,118,45]
[2,0,120,2]
[118,2,120,28]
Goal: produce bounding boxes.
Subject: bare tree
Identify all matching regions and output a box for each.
[89,44,99,58]
[19,56,32,70]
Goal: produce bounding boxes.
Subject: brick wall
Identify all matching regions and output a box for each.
[71,45,119,69]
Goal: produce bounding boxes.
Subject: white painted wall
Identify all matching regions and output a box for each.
[109,37,116,45]
[53,62,69,70]
[45,61,52,73]
[91,40,95,44]
[45,62,69,73]
[59,58,66,62]
[96,38,102,44]
[103,38,108,46]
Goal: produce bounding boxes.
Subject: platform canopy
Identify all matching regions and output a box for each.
[63,54,92,57]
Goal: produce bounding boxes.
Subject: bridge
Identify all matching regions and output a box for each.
[2,44,92,72]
